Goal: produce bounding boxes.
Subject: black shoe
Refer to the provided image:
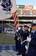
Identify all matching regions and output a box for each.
[17,52,21,55]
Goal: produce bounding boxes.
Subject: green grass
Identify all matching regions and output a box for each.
[0,37,15,44]
[0,33,15,44]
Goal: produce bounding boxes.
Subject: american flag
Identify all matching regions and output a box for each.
[12,12,19,29]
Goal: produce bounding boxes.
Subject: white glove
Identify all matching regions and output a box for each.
[27,37,31,42]
[17,37,20,40]
[21,40,27,44]
[21,42,23,44]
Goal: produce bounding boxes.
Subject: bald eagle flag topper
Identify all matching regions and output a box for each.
[0,0,16,20]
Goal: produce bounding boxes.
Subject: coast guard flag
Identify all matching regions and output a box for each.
[0,0,16,20]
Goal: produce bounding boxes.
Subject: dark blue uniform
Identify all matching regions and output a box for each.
[15,30,19,51]
[15,28,24,55]
[18,28,24,54]
[27,31,36,56]
[21,30,29,56]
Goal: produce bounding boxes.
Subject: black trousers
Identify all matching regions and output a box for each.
[16,40,21,53]
[21,43,26,56]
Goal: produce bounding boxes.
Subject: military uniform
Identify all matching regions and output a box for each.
[17,27,23,55]
[21,30,29,56]
[27,31,36,56]
[21,25,30,56]
[15,30,19,51]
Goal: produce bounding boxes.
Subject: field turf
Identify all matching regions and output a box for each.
[0,33,15,44]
